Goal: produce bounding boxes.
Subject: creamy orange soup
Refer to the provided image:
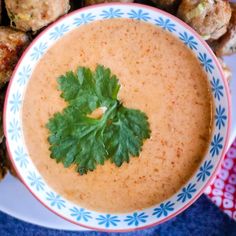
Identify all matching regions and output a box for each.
[22,19,212,213]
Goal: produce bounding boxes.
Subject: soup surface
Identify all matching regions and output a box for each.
[23,19,212,213]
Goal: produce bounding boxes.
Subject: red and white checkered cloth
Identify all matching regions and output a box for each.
[205,138,236,220]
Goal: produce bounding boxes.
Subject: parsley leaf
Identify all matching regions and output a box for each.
[47,65,150,175]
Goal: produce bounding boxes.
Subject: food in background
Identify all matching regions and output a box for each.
[85,0,133,6]
[215,3,236,56]
[177,0,232,40]
[5,0,70,32]
[0,27,29,87]
[218,57,232,83]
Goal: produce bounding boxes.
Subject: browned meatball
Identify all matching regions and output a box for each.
[178,0,232,40]
[5,0,70,32]
[0,27,29,87]
[215,3,236,56]
[85,0,133,6]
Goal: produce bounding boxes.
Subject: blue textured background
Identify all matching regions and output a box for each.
[0,195,236,236]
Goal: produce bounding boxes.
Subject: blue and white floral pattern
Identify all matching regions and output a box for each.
[49,24,69,40]
[10,92,21,114]
[70,207,92,222]
[30,42,47,61]
[74,13,96,26]
[5,5,230,231]
[96,214,120,228]
[215,105,227,130]
[17,65,31,86]
[177,183,197,203]
[197,160,213,182]
[179,32,198,50]
[15,146,28,168]
[153,201,175,218]
[28,171,45,191]
[46,192,66,209]
[124,212,148,226]
[128,9,150,21]
[198,52,214,74]
[211,77,224,101]
[210,133,223,157]
[155,17,176,32]
[100,8,124,19]
[8,119,20,141]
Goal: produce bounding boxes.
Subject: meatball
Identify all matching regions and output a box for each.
[177,0,232,40]
[218,57,232,83]
[0,27,29,87]
[215,3,236,56]
[85,0,133,6]
[5,0,70,32]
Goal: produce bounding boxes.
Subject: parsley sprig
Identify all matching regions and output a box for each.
[47,65,150,175]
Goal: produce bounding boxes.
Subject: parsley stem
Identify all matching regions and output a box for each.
[100,101,118,125]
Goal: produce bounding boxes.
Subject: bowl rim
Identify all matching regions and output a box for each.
[3,2,232,232]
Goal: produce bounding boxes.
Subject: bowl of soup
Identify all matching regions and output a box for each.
[4,3,231,232]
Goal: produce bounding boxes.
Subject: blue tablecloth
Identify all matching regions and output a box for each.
[0,195,236,236]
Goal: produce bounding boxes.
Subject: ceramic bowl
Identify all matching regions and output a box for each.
[4,3,231,232]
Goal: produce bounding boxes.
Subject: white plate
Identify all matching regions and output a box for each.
[0,174,87,231]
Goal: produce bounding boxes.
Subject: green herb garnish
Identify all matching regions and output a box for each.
[46,65,150,175]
